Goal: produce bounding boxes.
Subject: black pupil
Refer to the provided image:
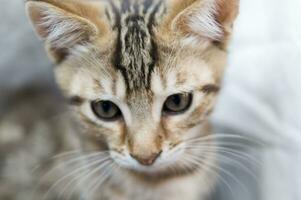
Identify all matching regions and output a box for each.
[102,102,112,113]
[171,95,181,105]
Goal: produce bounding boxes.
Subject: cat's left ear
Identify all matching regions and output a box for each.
[163,0,239,47]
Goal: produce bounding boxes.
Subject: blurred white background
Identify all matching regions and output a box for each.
[212,0,301,199]
[0,0,300,199]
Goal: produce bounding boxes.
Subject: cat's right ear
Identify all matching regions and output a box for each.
[25,0,108,63]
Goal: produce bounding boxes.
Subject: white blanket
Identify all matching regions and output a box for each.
[212,0,301,199]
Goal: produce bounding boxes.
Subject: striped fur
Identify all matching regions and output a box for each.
[25,0,239,200]
[109,0,165,90]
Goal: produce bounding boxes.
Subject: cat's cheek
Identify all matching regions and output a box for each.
[184,124,208,140]
[162,115,194,136]
[110,150,147,171]
[158,144,186,165]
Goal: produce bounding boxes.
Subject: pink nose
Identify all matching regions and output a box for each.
[130,151,162,166]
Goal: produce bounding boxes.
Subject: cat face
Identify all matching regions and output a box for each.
[26,0,238,175]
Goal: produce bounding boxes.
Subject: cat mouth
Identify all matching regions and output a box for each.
[117,156,196,178]
[110,146,189,176]
[126,163,199,182]
[111,155,176,175]
[117,160,169,174]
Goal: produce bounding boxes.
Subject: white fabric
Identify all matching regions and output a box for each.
[212,0,301,199]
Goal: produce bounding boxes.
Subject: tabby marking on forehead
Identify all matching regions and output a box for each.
[107,0,165,91]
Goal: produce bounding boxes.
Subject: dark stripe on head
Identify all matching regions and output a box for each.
[108,0,165,92]
[110,1,131,90]
[146,1,164,89]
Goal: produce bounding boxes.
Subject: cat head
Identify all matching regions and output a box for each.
[26,0,238,175]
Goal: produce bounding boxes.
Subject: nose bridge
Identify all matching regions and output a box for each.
[128,117,162,155]
[126,92,163,157]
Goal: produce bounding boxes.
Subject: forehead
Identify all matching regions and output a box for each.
[65,0,216,100]
[106,0,165,91]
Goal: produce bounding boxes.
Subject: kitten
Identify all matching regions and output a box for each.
[1,0,239,199]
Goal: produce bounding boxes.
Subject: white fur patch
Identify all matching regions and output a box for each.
[70,70,97,99]
[188,0,223,41]
[151,72,166,121]
[151,72,164,95]
[116,72,127,100]
[165,70,178,93]
[101,77,113,95]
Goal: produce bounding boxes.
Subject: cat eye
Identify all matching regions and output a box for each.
[91,100,122,121]
[163,93,193,115]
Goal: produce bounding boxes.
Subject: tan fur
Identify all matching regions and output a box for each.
[24,0,239,199]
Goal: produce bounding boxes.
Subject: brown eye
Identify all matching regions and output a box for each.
[163,93,193,115]
[91,100,122,121]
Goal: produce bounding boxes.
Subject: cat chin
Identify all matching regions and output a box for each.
[126,163,172,174]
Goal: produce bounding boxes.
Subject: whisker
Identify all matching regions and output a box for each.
[187,154,249,195]
[51,150,83,160]
[31,150,83,174]
[42,151,108,178]
[33,151,108,199]
[186,145,262,167]
[41,156,110,200]
[58,158,111,200]
[183,156,235,198]
[188,140,260,150]
[199,150,259,182]
[186,133,265,147]
[81,162,115,200]
[175,157,193,175]
[66,160,112,200]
